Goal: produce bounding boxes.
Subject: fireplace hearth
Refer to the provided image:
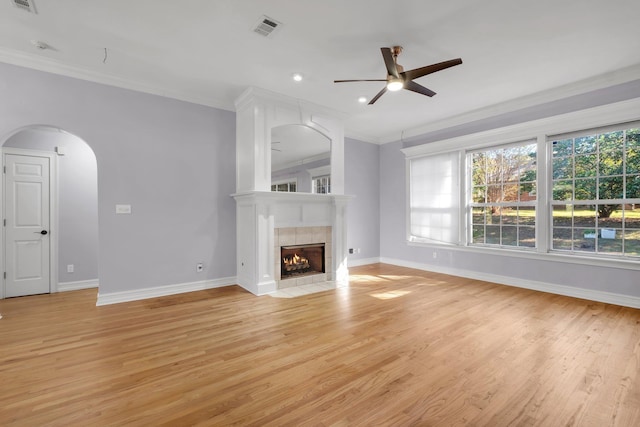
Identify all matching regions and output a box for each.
[281,243,325,279]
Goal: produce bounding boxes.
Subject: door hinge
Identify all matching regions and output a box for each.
[3,166,5,173]
[3,219,5,226]
[3,272,6,279]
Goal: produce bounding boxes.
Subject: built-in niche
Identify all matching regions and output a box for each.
[271,124,331,193]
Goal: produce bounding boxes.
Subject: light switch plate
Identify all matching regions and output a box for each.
[115,204,132,214]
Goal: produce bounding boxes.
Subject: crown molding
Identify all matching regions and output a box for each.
[3,46,638,147]
[344,129,381,145]
[0,47,234,112]
[379,62,640,144]
[234,86,349,122]
[401,97,640,158]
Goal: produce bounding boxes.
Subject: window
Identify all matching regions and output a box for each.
[469,141,537,248]
[271,180,297,192]
[551,126,640,257]
[313,175,331,194]
[408,151,460,244]
[405,97,640,263]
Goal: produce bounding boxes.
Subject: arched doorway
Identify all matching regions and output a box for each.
[1,125,98,298]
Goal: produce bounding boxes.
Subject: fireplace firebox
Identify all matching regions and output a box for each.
[281,243,325,279]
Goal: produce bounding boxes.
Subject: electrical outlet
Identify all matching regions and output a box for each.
[357,248,361,254]
[432,251,437,259]
[196,263,204,272]
[67,264,74,273]
[349,248,354,254]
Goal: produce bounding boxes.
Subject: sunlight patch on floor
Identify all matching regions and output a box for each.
[349,274,390,283]
[369,290,412,300]
[376,275,415,280]
[415,280,449,287]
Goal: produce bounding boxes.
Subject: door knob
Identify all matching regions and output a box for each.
[38,230,48,235]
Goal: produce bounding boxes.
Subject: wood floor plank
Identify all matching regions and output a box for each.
[1,263,639,426]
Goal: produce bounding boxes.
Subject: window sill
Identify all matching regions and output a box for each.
[407,239,640,271]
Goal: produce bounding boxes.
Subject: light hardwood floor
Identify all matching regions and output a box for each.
[1,263,639,426]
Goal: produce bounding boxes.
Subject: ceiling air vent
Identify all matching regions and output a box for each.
[11,0,36,13]
[253,15,281,37]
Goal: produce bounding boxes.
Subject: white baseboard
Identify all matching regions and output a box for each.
[379,257,640,309]
[58,279,99,292]
[256,279,277,296]
[96,276,237,306]
[348,257,381,267]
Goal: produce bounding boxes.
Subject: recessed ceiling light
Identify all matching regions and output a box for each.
[292,73,303,82]
[358,96,367,103]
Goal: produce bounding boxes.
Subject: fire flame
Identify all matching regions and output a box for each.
[283,253,308,266]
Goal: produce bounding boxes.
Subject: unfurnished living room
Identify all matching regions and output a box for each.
[1,1,639,426]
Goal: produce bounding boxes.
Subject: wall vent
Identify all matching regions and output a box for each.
[253,15,281,37]
[11,0,36,13]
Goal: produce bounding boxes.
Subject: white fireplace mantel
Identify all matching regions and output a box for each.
[233,191,351,295]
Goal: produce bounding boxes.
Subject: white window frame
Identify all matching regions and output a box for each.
[467,139,538,250]
[548,123,640,257]
[308,165,331,194]
[271,178,297,192]
[402,97,640,271]
[312,174,331,194]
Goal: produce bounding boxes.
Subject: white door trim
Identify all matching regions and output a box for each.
[1,147,59,299]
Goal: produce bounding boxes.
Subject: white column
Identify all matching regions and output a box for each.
[256,199,276,294]
[332,196,350,286]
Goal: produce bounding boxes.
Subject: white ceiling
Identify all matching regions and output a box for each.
[1,0,639,144]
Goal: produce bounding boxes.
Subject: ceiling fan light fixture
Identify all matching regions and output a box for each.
[292,73,303,82]
[387,79,403,91]
[358,96,367,103]
[334,47,462,104]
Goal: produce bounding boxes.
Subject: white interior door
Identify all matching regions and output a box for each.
[4,154,51,297]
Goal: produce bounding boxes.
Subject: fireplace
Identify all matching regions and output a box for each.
[233,87,350,295]
[281,243,325,279]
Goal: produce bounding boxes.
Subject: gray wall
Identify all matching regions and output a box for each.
[345,137,380,262]
[4,127,98,283]
[0,62,236,295]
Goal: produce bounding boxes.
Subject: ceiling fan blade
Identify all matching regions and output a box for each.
[334,79,387,83]
[402,58,463,81]
[381,47,399,78]
[368,87,387,105]
[404,80,436,97]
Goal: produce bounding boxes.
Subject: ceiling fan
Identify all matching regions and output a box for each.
[334,46,462,105]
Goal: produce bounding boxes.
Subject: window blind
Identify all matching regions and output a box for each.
[409,151,460,244]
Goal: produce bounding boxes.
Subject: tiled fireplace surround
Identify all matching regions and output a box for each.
[276,226,331,289]
[233,87,350,296]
